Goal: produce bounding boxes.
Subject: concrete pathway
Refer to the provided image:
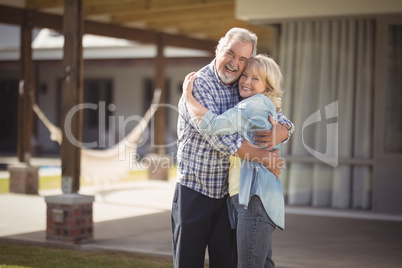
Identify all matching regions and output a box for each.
[1,180,402,267]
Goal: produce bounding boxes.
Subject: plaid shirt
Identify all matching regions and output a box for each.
[177,60,294,199]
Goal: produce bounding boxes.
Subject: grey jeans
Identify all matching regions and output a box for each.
[231,194,276,268]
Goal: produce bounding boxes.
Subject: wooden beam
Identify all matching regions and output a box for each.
[84,20,157,44]
[60,0,84,194]
[163,33,215,52]
[0,4,63,31]
[33,10,63,32]
[84,20,216,52]
[0,4,216,52]
[17,10,35,163]
[0,4,24,25]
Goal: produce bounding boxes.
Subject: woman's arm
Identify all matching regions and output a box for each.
[181,72,244,156]
[182,72,208,123]
[183,73,275,136]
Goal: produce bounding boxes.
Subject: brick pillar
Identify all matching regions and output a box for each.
[45,194,95,244]
[8,163,39,195]
[147,154,170,181]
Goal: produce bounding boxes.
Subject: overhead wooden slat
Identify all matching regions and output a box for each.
[26,0,63,9]
[172,18,252,37]
[26,0,144,9]
[112,2,234,23]
[8,0,274,53]
[149,17,234,32]
[175,19,249,33]
[85,1,233,16]
[83,1,146,16]
[135,9,234,27]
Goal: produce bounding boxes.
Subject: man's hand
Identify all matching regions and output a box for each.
[262,148,284,179]
[235,140,284,179]
[182,72,197,99]
[253,116,289,150]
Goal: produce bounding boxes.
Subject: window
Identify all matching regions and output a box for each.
[0,80,18,152]
[84,79,113,129]
[385,25,402,153]
[57,78,113,149]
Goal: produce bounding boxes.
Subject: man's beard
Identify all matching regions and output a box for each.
[218,64,238,84]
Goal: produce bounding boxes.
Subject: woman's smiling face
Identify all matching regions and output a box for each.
[238,66,267,99]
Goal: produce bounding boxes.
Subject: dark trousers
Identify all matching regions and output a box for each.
[171,183,237,268]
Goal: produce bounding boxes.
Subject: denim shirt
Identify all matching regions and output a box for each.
[199,94,285,230]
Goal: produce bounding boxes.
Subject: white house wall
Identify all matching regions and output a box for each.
[236,0,402,21]
[36,59,211,156]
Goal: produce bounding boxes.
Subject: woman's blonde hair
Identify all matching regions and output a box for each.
[246,54,284,111]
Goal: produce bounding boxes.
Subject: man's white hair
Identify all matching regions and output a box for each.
[216,27,258,57]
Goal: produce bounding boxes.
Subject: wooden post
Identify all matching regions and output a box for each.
[46,0,94,245]
[148,33,169,180]
[154,33,166,154]
[17,10,34,163]
[9,10,39,195]
[60,0,84,194]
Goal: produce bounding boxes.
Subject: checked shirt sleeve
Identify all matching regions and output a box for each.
[277,111,294,144]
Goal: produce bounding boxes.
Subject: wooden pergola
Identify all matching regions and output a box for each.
[0,0,274,193]
[0,0,275,243]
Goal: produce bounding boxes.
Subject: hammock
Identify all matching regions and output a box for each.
[32,89,162,185]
